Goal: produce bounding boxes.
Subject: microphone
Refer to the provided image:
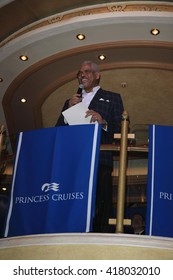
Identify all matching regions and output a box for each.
[77,84,83,97]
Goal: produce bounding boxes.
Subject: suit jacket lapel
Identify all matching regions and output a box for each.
[89,88,103,108]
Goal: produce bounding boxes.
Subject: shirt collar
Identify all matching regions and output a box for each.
[82,86,100,95]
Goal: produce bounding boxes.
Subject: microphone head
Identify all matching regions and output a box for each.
[79,84,84,89]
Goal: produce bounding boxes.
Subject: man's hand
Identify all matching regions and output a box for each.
[68,94,82,107]
[85,109,102,123]
[85,109,107,130]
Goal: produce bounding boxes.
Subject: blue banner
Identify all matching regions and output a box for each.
[4,124,101,237]
[146,124,173,238]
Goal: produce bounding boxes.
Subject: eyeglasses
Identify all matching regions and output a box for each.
[77,69,95,77]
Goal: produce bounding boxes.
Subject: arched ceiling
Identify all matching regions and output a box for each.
[0,1,173,149]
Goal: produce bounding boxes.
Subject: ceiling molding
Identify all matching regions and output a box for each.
[1,2,173,47]
[3,39,173,105]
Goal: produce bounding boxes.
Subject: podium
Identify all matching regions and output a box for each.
[3,122,173,239]
[4,125,101,237]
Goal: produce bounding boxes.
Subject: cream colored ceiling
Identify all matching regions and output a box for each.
[0,1,173,149]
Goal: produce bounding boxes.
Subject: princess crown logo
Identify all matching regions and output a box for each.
[41,182,60,192]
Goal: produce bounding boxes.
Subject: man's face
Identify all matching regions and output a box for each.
[132,214,144,231]
[77,63,100,92]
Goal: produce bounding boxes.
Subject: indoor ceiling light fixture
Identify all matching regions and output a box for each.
[20,55,28,61]
[0,77,3,83]
[98,54,106,61]
[20,98,27,103]
[76,33,85,40]
[150,28,160,36]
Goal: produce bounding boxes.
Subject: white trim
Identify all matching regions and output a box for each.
[149,125,155,236]
[86,124,99,232]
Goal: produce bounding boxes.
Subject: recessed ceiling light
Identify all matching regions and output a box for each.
[20,98,27,103]
[20,55,28,61]
[76,34,85,40]
[98,54,106,61]
[150,28,160,36]
[2,187,7,191]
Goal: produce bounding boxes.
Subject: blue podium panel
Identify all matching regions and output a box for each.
[4,124,101,237]
[146,125,173,238]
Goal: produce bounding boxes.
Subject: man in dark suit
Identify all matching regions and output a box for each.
[56,60,124,232]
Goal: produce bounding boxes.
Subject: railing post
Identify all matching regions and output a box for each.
[116,111,129,233]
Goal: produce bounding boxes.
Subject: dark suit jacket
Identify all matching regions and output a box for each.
[55,88,124,167]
